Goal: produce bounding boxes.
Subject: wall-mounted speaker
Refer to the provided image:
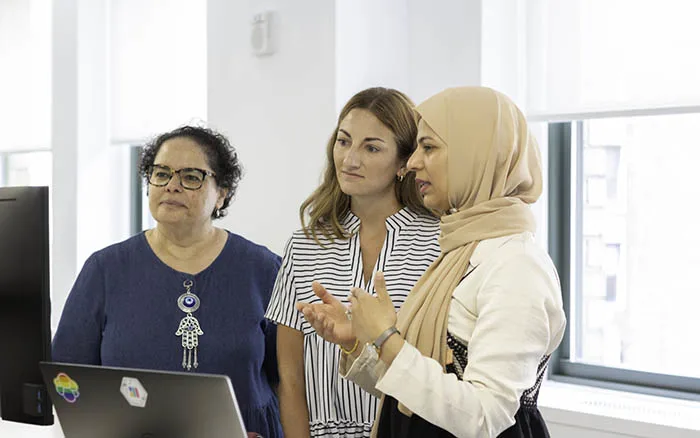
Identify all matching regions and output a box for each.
[251,11,275,57]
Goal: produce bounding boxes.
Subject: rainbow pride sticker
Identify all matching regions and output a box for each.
[53,373,80,403]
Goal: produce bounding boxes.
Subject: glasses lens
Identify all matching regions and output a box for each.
[180,169,205,189]
[149,166,172,186]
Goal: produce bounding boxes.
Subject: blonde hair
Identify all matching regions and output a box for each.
[300,87,433,244]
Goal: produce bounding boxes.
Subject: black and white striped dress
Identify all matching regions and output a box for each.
[265,207,441,438]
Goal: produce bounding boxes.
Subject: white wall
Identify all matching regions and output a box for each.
[109,0,207,143]
[217,0,484,255]
[208,0,336,255]
[336,0,482,109]
[50,0,79,331]
[335,0,411,111]
[406,0,482,103]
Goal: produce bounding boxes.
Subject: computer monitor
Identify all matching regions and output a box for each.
[0,186,53,425]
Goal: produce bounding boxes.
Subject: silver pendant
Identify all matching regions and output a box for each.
[175,280,203,370]
[177,290,201,313]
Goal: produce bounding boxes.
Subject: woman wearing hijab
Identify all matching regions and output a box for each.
[297,86,566,437]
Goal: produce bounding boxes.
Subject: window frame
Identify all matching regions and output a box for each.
[547,121,700,402]
[0,152,8,186]
[0,149,53,188]
[130,145,143,236]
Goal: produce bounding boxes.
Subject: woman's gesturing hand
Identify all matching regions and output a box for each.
[296,281,357,351]
[347,272,398,345]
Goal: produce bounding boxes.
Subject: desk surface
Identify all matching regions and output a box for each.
[0,417,64,438]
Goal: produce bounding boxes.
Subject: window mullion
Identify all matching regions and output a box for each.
[547,122,573,373]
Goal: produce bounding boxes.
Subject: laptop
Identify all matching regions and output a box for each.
[39,362,249,438]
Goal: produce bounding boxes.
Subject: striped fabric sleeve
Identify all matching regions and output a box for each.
[265,236,305,331]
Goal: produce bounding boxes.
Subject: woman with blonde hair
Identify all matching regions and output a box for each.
[299,86,566,437]
[265,87,441,437]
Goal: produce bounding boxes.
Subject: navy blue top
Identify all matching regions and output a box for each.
[52,231,283,437]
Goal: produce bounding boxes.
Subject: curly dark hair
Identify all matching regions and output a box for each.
[138,125,243,220]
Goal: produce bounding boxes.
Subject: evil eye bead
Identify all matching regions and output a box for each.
[177,292,200,313]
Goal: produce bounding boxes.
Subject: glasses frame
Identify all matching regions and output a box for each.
[147,164,216,191]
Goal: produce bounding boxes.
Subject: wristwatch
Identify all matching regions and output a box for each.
[371,326,400,355]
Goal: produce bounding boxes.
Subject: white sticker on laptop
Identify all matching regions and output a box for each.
[120,377,148,408]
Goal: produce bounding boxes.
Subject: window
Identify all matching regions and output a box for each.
[0,150,52,188]
[130,146,155,234]
[118,144,154,236]
[547,114,700,400]
[526,0,700,117]
[525,0,700,401]
[0,0,51,150]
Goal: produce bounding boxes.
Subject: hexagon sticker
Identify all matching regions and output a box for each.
[120,377,148,408]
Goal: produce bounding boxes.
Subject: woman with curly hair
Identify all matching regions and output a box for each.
[52,126,283,438]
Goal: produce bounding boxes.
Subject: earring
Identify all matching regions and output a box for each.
[397,174,405,182]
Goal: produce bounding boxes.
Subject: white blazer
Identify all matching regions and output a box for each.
[341,232,567,438]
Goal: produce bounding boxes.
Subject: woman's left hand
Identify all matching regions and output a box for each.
[348,272,398,344]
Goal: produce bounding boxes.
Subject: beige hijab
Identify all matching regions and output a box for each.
[379,87,543,423]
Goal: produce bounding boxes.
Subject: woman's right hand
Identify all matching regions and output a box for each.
[296,281,356,350]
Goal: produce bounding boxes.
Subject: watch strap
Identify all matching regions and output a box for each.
[373,326,400,351]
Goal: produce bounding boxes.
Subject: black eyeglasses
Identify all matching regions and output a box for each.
[147,165,216,190]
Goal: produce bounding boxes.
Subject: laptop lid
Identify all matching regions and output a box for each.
[39,362,249,438]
